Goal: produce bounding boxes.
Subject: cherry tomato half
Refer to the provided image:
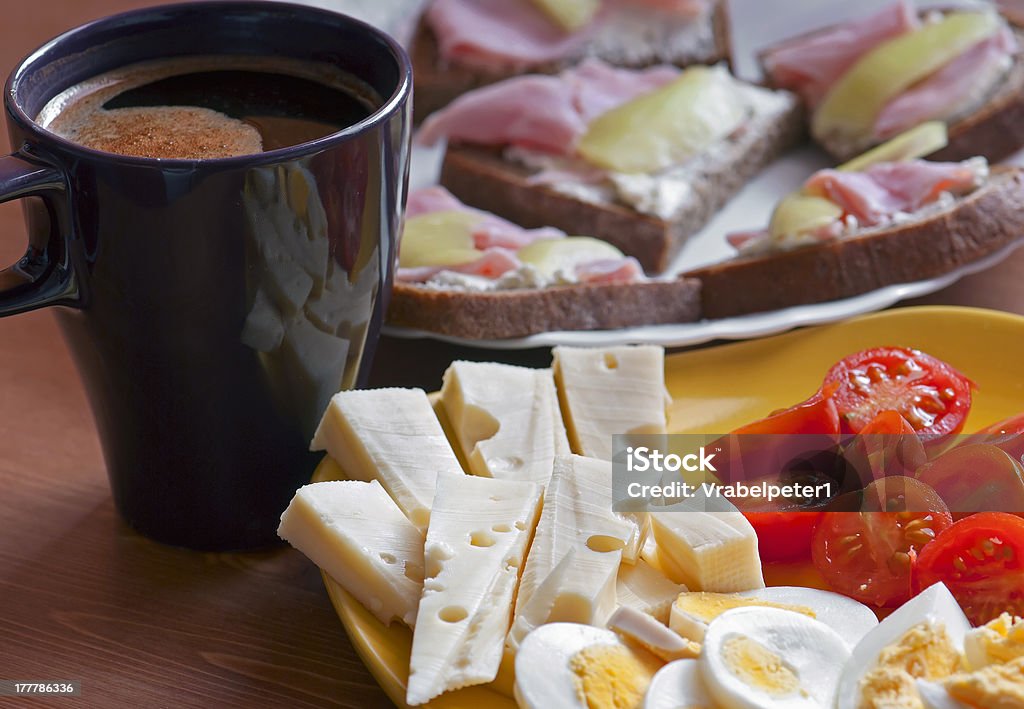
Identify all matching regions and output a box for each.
[743,511,825,563]
[811,477,952,607]
[843,410,928,484]
[915,444,1024,520]
[916,512,1024,625]
[822,347,973,443]
[956,413,1024,465]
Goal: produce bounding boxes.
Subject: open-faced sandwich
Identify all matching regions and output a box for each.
[411,0,730,120]
[388,187,700,338]
[687,123,1024,319]
[419,60,803,272]
[760,0,1024,162]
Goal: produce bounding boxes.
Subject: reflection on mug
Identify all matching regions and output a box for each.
[241,163,378,437]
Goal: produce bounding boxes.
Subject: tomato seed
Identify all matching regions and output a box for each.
[983,539,997,556]
[954,556,968,572]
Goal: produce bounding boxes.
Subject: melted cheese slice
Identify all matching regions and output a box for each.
[406,474,543,706]
[310,388,463,531]
[649,493,764,592]
[515,455,638,632]
[553,345,669,461]
[277,480,424,627]
[441,361,570,486]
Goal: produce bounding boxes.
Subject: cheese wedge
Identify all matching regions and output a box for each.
[553,345,669,461]
[406,474,543,706]
[616,558,687,624]
[515,455,638,628]
[277,480,424,627]
[648,493,764,592]
[441,361,570,486]
[311,388,463,531]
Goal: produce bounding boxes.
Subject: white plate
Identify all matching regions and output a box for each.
[339,0,1024,348]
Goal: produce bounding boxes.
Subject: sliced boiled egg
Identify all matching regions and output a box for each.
[515,622,661,709]
[644,659,715,709]
[837,582,971,709]
[916,679,969,709]
[670,586,877,647]
[964,612,1024,669]
[700,606,850,708]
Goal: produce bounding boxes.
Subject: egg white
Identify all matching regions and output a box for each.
[836,582,971,709]
[644,659,715,709]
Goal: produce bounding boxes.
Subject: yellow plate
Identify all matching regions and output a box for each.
[315,305,1024,709]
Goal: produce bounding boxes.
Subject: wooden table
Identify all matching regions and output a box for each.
[1,2,1023,707]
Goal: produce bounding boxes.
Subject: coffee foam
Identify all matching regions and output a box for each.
[37,55,378,159]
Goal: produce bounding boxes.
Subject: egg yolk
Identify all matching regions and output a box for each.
[675,592,817,623]
[966,613,1024,668]
[569,644,659,709]
[721,635,800,696]
[945,656,1024,709]
[857,621,962,709]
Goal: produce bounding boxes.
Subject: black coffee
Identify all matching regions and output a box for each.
[37,56,379,159]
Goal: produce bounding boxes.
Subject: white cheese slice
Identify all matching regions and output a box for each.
[277,480,424,627]
[310,388,463,531]
[616,558,687,624]
[406,474,543,706]
[648,493,764,592]
[553,345,669,461]
[607,606,700,662]
[515,455,637,627]
[441,361,570,486]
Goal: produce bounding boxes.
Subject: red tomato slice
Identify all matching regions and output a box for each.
[822,347,973,442]
[916,512,1024,625]
[743,511,824,563]
[844,410,928,483]
[915,444,1024,520]
[712,391,841,485]
[957,413,1024,465]
[812,477,952,607]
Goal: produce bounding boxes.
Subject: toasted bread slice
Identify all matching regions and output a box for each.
[387,277,701,339]
[685,168,1024,319]
[438,96,803,273]
[412,0,731,121]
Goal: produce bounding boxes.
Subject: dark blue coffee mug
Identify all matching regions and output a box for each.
[0,2,412,549]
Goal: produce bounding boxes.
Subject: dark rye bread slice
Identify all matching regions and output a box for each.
[411,0,731,122]
[685,167,1024,319]
[438,96,804,273]
[387,277,701,339]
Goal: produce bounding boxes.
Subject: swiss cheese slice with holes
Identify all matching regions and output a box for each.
[552,345,669,461]
[440,361,570,486]
[277,480,424,627]
[310,388,463,531]
[406,474,543,706]
[514,455,637,630]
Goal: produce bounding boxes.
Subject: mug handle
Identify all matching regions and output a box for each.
[0,153,78,317]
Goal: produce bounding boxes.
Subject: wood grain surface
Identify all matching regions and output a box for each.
[1,2,1024,708]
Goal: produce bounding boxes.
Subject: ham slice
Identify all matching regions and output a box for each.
[761,0,918,107]
[873,29,1018,139]
[397,248,521,283]
[417,59,680,154]
[804,159,984,227]
[425,0,587,70]
[575,256,644,284]
[405,185,465,217]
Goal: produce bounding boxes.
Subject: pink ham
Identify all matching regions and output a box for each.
[405,185,465,217]
[397,247,521,283]
[804,160,982,226]
[761,0,918,107]
[612,0,707,19]
[417,59,680,154]
[873,29,1018,139]
[424,0,587,70]
[575,257,644,284]
[417,74,585,153]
